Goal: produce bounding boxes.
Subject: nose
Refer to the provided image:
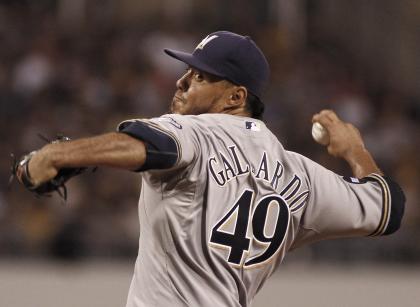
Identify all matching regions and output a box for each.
[176,70,190,92]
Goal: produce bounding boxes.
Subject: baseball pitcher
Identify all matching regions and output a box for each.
[15,31,405,307]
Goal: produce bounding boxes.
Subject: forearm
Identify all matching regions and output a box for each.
[37,132,146,171]
[312,110,383,179]
[343,146,383,178]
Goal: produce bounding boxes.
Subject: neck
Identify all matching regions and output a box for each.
[219,106,251,118]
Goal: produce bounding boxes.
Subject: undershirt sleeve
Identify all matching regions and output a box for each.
[117,114,199,172]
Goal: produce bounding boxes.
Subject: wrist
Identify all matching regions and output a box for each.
[342,144,367,163]
[40,143,60,169]
[344,146,382,178]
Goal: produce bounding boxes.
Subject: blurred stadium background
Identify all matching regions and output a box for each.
[0,0,419,306]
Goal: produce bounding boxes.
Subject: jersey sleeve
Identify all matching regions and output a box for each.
[116,114,199,172]
[291,155,405,249]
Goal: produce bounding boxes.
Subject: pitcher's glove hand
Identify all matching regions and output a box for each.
[10,135,88,201]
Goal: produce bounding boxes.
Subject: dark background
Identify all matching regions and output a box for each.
[0,0,419,266]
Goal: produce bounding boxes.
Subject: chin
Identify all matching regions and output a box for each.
[171,101,186,115]
[170,105,181,114]
[171,108,186,115]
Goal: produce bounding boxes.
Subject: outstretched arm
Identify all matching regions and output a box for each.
[289,109,406,246]
[312,110,382,178]
[18,132,146,187]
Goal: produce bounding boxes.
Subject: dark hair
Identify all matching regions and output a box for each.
[246,93,265,120]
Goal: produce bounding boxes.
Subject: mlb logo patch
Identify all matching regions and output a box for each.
[342,176,367,184]
[245,121,261,131]
[350,177,360,183]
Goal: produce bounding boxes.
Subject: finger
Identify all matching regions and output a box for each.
[312,109,334,122]
[313,113,335,130]
[313,109,344,130]
[16,166,24,183]
[320,109,339,119]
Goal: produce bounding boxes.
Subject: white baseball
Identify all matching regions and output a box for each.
[311,122,330,145]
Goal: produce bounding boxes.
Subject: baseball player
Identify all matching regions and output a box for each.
[16,31,405,307]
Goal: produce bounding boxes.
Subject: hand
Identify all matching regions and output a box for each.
[17,146,58,187]
[312,109,382,177]
[312,110,365,160]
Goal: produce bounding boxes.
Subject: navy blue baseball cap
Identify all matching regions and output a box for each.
[164,31,270,100]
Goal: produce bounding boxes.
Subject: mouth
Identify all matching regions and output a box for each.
[173,95,184,103]
[171,95,185,111]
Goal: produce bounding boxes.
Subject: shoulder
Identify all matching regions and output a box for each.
[150,113,221,128]
[117,114,194,132]
[118,113,272,141]
[282,150,323,181]
[148,114,254,133]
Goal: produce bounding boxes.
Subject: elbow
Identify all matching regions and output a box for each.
[382,177,406,235]
[118,121,179,171]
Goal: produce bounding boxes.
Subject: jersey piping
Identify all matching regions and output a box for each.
[366,173,391,236]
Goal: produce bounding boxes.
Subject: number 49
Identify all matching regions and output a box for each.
[209,189,290,268]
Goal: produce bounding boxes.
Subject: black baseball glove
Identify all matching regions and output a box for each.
[10,135,90,201]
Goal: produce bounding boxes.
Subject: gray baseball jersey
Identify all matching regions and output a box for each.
[117,113,400,307]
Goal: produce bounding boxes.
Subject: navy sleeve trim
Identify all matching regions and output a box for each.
[382,176,405,235]
[366,174,405,236]
[119,120,180,172]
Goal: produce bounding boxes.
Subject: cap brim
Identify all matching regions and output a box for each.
[164,48,224,78]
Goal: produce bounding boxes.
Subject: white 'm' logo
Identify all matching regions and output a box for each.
[195,35,218,50]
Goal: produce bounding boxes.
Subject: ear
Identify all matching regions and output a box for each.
[227,86,248,108]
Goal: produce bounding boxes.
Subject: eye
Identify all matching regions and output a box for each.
[193,71,204,82]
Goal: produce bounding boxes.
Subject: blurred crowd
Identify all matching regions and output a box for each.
[0,1,419,262]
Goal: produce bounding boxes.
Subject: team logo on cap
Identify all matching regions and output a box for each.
[196,35,218,50]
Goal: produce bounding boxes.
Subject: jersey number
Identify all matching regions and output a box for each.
[209,190,290,268]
